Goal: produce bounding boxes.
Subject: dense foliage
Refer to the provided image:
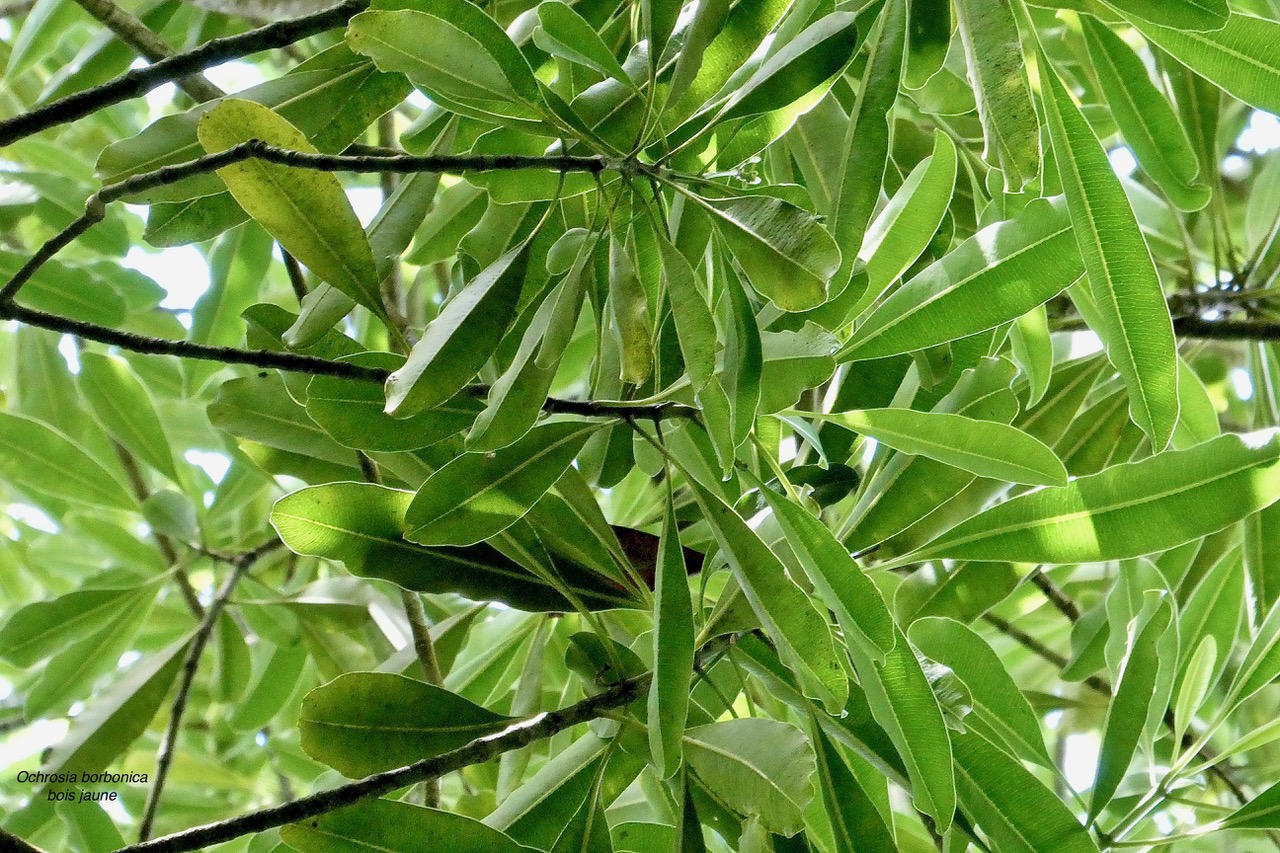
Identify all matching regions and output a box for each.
[4,0,1280,850]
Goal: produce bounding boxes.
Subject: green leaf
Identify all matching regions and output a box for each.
[805,408,1067,486]
[346,6,543,123]
[1089,592,1173,822]
[856,130,958,310]
[1105,0,1228,30]
[649,492,694,779]
[953,0,1040,190]
[690,482,849,713]
[846,624,956,830]
[891,431,1280,567]
[271,482,636,612]
[909,617,1053,767]
[759,487,897,662]
[307,355,482,453]
[839,197,1082,361]
[609,229,653,385]
[385,242,529,417]
[1226,594,1280,710]
[1226,780,1280,830]
[404,420,598,547]
[658,234,716,393]
[1040,62,1180,450]
[682,719,815,836]
[535,2,632,87]
[0,412,136,510]
[951,728,1099,853]
[76,353,179,484]
[1082,18,1210,212]
[1127,13,1280,115]
[300,672,514,777]
[41,639,187,776]
[0,585,143,667]
[284,799,532,853]
[196,100,385,319]
[830,0,907,293]
[696,194,841,312]
[809,722,896,853]
[1173,635,1216,747]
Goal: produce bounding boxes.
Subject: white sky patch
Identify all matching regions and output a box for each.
[0,719,69,774]
[1069,331,1103,359]
[348,186,385,228]
[204,60,268,94]
[1223,154,1251,181]
[123,244,210,310]
[57,334,80,373]
[184,449,230,484]
[406,90,432,110]
[1238,111,1280,155]
[1107,146,1137,179]
[1231,367,1255,401]
[6,504,59,534]
[1063,732,1100,793]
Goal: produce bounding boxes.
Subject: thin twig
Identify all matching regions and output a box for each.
[1172,316,1280,342]
[1028,569,1083,624]
[70,0,225,102]
[0,141,625,304]
[112,635,736,853]
[138,542,282,841]
[0,827,46,853]
[0,0,370,146]
[280,248,309,302]
[400,589,443,807]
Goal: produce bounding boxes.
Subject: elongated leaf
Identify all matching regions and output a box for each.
[1128,13,1280,115]
[77,353,178,483]
[697,194,841,312]
[894,431,1280,567]
[1089,592,1173,822]
[840,197,1082,361]
[386,242,529,417]
[810,722,896,853]
[284,799,532,853]
[857,130,958,308]
[1227,595,1280,709]
[830,0,906,293]
[1173,635,1216,746]
[954,0,1040,190]
[307,358,482,452]
[649,492,694,779]
[41,639,187,776]
[659,235,716,392]
[690,482,849,712]
[1105,0,1228,31]
[197,100,384,318]
[1041,61,1180,449]
[405,420,596,546]
[845,625,955,830]
[909,617,1053,767]
[0,585,144,667]
[758,487,896,662]
[952,728,1099,853]
[347,6,543,122]
[271,482,637,612]
[535,2,631,86]
[0,412,135,510]
[300,673,514,777]
[610,229,653,385]
[808,408,1066,486]
[1226,779,1280,830]
[1082,18,1209,212]
[683,719,815,836]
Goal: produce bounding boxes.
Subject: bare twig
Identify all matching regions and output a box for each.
[400,589,443,807]
[138,542,283,841]
[109,634,717,853]
[70,0,225,102]
[0,0,370,146]
[280,248,309,302]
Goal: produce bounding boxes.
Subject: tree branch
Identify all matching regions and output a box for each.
[138,542,282,841]
[70,0,226,103]
[0,0,369,146]
[117,673,641,851]
[1172,316,1280,342]
[0,141,622,304]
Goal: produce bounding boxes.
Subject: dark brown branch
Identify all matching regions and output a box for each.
[70,0,225,103]
[1028,570,1082,624]
[0,826,46,853]
[0,303,390,380]
[1172,316,1280,342]
[280,248,309,302]
[0,142,621,303]
[0,0,370,146]
[138,542,282,840]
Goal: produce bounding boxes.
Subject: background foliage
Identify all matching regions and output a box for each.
[4,0,1280,851]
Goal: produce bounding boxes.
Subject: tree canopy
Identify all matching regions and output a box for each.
[4,0,1280,851]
